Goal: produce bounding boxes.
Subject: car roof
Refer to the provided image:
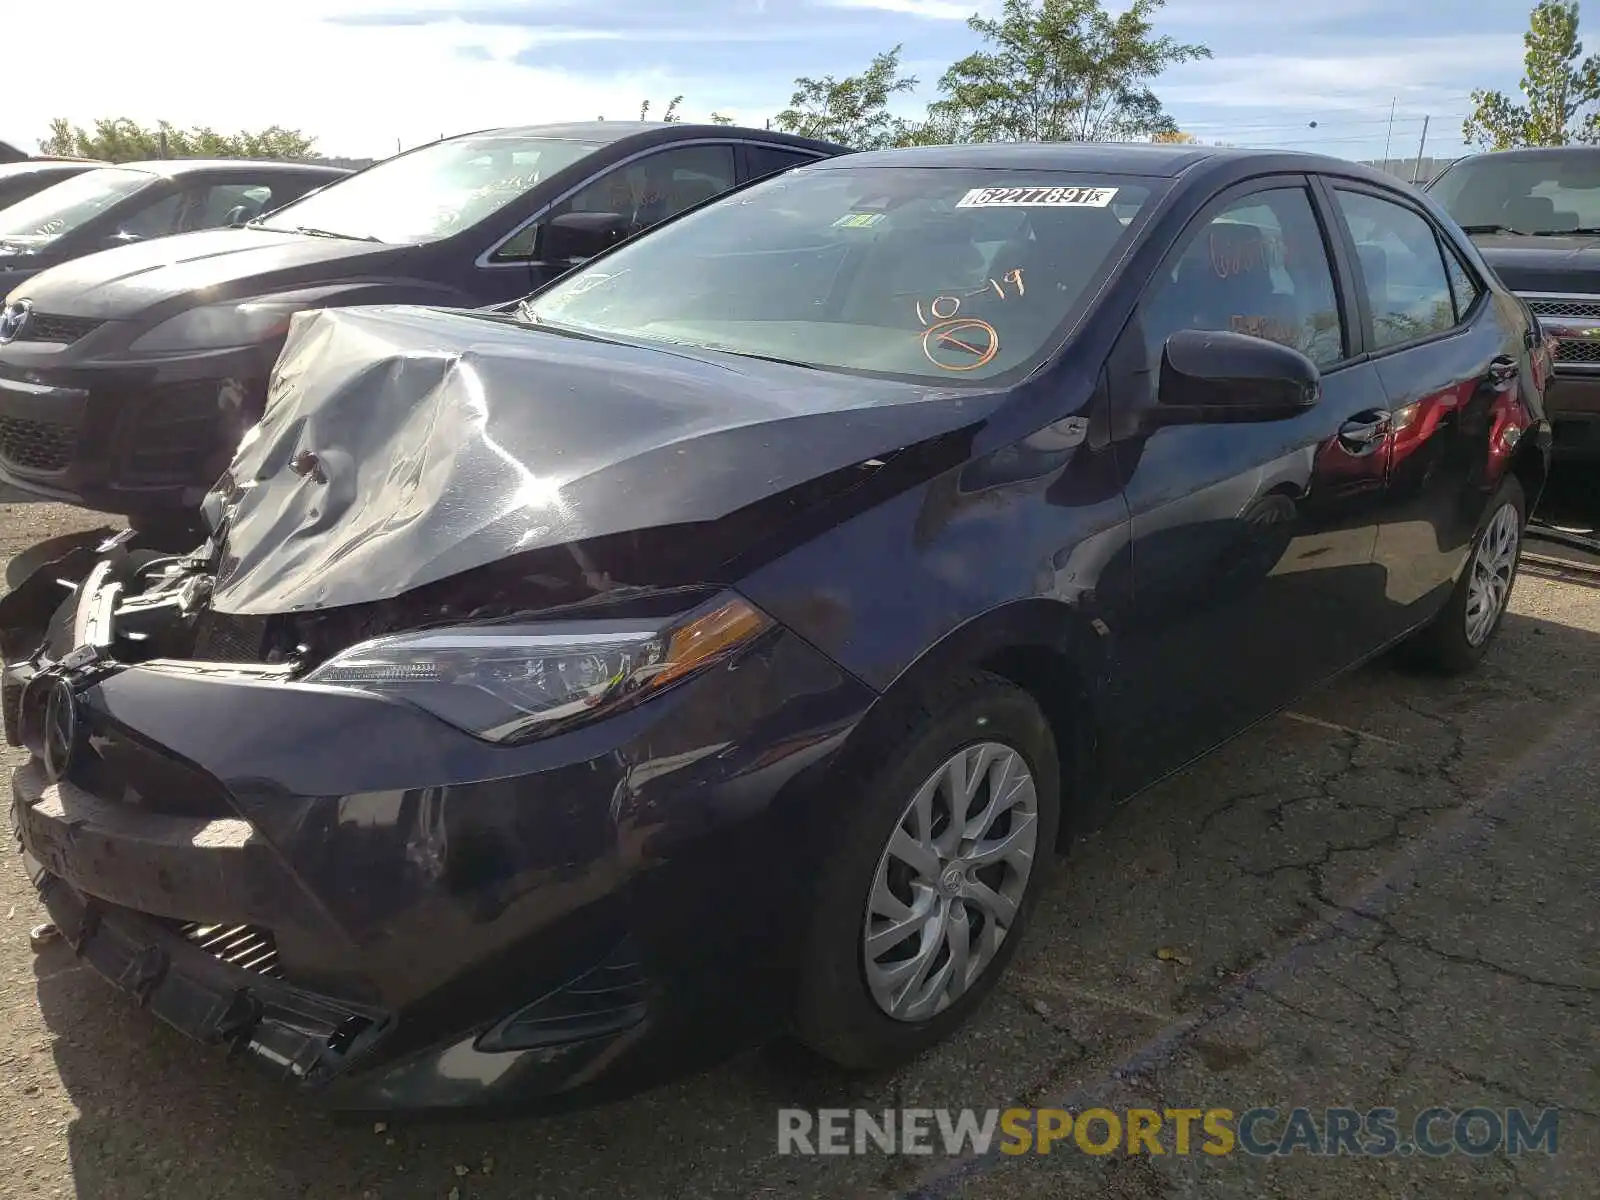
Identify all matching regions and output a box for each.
[0,159,103,178]
[88,159,353,178]
[809,142,1412,189]
[1448,146,1600,163]
[439,121,852,156]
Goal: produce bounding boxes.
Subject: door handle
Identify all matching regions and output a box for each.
[1337,409,1392,454]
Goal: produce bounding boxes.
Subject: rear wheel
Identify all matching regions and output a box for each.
[793,671,1060,1069]
[1402,476,1526,674]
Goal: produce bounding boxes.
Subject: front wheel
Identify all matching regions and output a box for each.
[793,671,1060,1069]
[1402,475,1526,674]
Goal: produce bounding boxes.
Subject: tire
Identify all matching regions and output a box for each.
[1402,475,1526,675]
[793,671,1061,1069]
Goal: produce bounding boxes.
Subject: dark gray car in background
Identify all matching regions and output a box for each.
[0,123,850,540]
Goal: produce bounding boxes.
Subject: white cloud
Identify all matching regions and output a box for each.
[821,0,986,19]
[1160,34,1518,116]
[1,0,678,158]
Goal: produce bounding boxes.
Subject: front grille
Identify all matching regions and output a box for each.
[177,922,282,978]
[1554,338,1600,364]
[14,313,104,344]
[121,379,223,483]
[0,413,73,472]
[1526,297,1600,319]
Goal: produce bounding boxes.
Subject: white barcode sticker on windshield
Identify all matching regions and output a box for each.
[955,186,1119,209]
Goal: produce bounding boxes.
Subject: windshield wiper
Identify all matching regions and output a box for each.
[283,225,382,242]
[1460,223,1528,235]
[1529,226,1600,236]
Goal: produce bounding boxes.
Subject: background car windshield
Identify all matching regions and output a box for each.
[0,167,153,247]
[526,166,1156,384]
[257,135,606,244]
[1429,153,1600,233]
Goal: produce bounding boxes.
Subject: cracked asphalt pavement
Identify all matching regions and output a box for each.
[1,494,1596,1199]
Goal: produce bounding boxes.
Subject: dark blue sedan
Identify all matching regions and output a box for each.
[2,142,1551,1113]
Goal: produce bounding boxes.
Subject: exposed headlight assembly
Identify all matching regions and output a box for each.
[129,300,305,353]
[302,594,774,743]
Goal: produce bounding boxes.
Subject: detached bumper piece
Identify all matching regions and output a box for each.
[28,865,387,1084]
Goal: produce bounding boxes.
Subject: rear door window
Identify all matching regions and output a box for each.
[745,144,823,183]
[1331,189,1457,350]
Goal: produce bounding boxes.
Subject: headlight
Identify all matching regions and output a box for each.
[129,300,305,353]
[302,594,774,743]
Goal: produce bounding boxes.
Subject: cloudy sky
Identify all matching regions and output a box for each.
[1,0,1541,164]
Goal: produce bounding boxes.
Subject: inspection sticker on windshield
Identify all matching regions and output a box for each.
[955,185,1119,209]
[833,211,888,228]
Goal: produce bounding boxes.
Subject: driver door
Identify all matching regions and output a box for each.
[1104,177,1399,795]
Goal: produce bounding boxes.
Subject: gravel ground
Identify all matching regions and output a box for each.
[0,488,1596,1199]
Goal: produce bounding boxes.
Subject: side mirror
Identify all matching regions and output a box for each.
[1157,329,1320,422]
[538,211,630,263]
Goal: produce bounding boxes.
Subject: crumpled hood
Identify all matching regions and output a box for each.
[1471,233,1600,294]
[206,305,995,615]
[13,227,398,319]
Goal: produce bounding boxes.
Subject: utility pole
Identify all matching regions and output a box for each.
[1380,96,1397,173]
[1411,115,1431,184]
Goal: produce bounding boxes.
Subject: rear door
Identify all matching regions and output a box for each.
[1320,180,1521,637]
[1106,176,1399,795]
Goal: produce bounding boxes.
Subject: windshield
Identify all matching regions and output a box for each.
[0,167,153,248]
[524,165,1157,384]
[256,135,607,244]
[1428,152,1600,234]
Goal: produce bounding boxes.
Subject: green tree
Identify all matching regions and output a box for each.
[930,0,1209,142]
[38,117,317,162]
[772,45,920,149]
[1463,1,1600,148]
[638,96,684,122]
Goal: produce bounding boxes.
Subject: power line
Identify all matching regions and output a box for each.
[1187,113,1471,137]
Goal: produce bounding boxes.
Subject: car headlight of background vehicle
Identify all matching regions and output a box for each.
[302,594,774,743]
[130,299,306,353]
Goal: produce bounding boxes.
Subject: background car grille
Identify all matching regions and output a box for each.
[1526,297,1600,319]
[13,313,103,344]
[1554,338,1600,364]
[120,379,232,484]
[177,922,282,978]
[0,414,73,472]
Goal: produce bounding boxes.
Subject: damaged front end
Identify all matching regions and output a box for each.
[3,531,390,1086]
[0,303,977,1110]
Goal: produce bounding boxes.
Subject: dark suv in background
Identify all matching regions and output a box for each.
[0,123,849,541]
[1428,146,1600,460]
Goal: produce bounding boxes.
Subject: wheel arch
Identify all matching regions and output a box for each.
[844,597,1112,850]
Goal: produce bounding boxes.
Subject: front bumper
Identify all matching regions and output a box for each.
[0,344,275,515]
[1544,371,1600,459]
[5,622,876,1111]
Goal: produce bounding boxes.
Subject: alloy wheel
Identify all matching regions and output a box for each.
[862,741,1039,1022]
[1465,501,1520,648]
